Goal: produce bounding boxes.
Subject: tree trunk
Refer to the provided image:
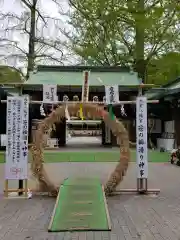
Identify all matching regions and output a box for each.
[26,0,37,79]
[134,0,146,82]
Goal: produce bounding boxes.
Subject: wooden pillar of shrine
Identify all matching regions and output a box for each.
[55,117,66,147]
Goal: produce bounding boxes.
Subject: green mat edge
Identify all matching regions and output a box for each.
[48,182,111,232]
[48,185,63,232]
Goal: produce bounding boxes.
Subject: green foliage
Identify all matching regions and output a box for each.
[0,66,22,83]
[147,52,180,85]
[67,0,180,84]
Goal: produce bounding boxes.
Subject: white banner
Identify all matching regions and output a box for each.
[105,85,119,104]
[82,71,90,102]
[43,84,57,103]
[5,96,29,180]
[136,96,148,179]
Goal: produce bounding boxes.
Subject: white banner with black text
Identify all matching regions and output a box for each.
[136,96,148,179]
[5,96,29,180]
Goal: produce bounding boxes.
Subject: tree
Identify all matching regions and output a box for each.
[65,0,180,83]
[0,0,68,79]
[0,65,22,82]
[148,52,180,85]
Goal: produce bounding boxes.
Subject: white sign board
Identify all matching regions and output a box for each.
[105,85,119,104]
[5,96,29,180]
[136,96,148,179]
[43,84,57,103]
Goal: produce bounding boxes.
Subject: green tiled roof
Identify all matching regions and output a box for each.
[26,66,139,86]
[145,76,180,100]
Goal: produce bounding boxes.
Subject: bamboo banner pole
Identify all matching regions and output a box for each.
[79,70,90,120]
[0,100,159,104]
[0,83,159,88]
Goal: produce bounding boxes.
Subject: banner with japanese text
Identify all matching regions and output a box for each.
[5,96,29,180]
[43,84,57,103]
[104,85,119,143]
[82,71,90,102]
[105,85,119,104]
[136,96,148,178]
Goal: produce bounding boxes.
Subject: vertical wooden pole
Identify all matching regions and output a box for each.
[4,179,8,197]
[24,179,28,198]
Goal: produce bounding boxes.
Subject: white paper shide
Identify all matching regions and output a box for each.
[105,85,119,104]
[5,96,29,180]
[43,84,57,103]
[136,97,148,178]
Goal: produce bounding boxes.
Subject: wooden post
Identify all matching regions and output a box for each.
[4,179,8,197]
[4,179,29,198]
[24,179,28,197]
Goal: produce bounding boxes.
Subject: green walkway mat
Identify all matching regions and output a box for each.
[63,177,102,186]
[48,178,111,232]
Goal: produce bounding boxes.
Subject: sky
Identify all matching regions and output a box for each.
[0,0,76,72]
[1,0,68,17]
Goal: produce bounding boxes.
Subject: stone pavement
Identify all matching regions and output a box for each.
[1,163,180,240]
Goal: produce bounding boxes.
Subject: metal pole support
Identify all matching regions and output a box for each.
[137,178,148,193]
